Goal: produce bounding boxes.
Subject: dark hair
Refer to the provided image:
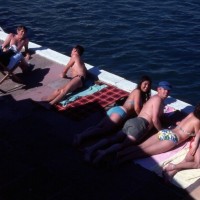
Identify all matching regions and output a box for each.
[193,103,200,120]
[75,45,84,56]
[137,75,152,103]
[17,25,28,32]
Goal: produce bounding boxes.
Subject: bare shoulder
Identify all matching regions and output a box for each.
[147,95,162,106]
[6,33,14,40]
[129,88,140,96]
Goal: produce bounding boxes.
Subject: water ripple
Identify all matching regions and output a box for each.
[1,0,200,105]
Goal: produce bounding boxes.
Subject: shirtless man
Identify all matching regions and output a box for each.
[118,103,200,166]
[1,25,31,72]
[84,81,172,163]
[42,45,87,106]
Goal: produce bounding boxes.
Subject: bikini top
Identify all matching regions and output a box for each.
[177,125,196,137]
[125,100,134,105]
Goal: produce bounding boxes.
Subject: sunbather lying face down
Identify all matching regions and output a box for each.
[73,75,152,147]
[117,103,200,165]
[81,81,172,164]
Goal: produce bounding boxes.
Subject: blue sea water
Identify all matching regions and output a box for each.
[0,0,200,106]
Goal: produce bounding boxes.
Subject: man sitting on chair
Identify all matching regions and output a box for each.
[1,25,32,73]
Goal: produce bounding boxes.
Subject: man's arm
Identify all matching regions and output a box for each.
[151,96,162,131]
[61,56,75,78]
[24,38,30,60]
[1,33,12,51]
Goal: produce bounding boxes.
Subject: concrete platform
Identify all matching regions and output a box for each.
[0,40,198,199]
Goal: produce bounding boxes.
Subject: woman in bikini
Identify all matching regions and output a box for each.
[73,75,152,147]
[117,103,200,165]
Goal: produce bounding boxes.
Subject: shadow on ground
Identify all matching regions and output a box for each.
[0,95,192,200]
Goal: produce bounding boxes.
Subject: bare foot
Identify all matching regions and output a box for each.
[92,150,106,165]
[162,163,177,183]
[73,135,82,147]
[164,163,175,171]
[84,147,95,163]
[38,101,52,110]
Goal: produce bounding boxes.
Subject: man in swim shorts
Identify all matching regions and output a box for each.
[122,81,172,143]
[87,81,173,164]
[41,45,87,107]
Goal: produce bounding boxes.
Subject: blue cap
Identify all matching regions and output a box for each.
[158,81,172,90]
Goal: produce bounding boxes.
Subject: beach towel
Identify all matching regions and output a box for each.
[134,106,200,189]
[55,84,129,120]
[59,83,107,107]
[135,141,200,189]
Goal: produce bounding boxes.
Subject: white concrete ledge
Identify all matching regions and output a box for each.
[0,30,194,114]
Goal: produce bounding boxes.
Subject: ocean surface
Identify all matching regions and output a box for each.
[0,0,200,106]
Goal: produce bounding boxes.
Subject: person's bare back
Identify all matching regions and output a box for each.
[139,94,165,131]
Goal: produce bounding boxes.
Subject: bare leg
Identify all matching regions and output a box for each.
[19,57,31,73]
[41,76,82,104]
[84,131,125,162]
[73,115,120,147]
[163,147,200,181]
[117,135,176,164]
[92,137,133,164]
[49,76,82,105]
[41,88,62,102]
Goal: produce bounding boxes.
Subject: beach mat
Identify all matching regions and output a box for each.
[55,85,129,120]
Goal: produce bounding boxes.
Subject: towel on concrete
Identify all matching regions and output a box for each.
[59,83,107,107]
[135,140,200,189]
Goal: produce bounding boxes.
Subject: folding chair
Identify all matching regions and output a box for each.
[0,49,22,85]
[0,61,21,85]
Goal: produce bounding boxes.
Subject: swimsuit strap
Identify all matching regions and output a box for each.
[177,125,195,137]
[125,100,134,105]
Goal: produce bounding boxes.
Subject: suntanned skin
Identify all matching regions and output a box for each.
[73,79,152,147]
[61,48,86,78]
[1,26,30,71]
[137,87,169,133]
[83,86,170,163]
[163,132,200,181]
[42,46,87,106]
[117,108,200,165]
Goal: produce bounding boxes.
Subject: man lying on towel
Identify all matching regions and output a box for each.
[41,45,87,109]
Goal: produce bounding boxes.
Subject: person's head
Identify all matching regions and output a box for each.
[157,81,172,99]
[74,45,84,56]
[137,75,152,103]
[193,103,200,120]
[16,25,28,38]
